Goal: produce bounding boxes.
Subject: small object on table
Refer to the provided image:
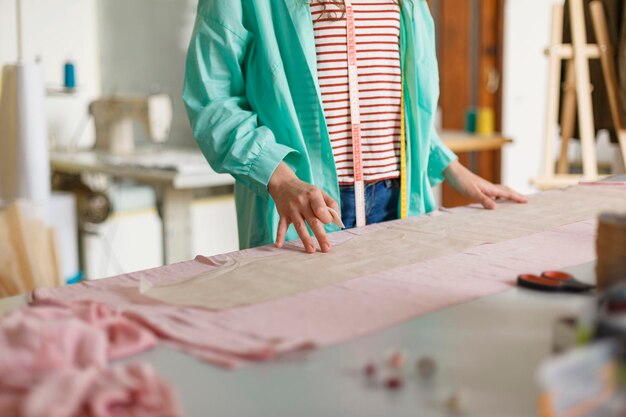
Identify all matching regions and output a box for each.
[387,350,406,370]
[596,213,626,291]
[385,376,404,390]
[517,271,594,293]
[552,317,579,354]
[595,285,626,341]
[363,362,377,378]
[416,356,438,380]
[444,389,468,414]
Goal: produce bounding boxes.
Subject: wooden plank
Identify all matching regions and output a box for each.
[531,174,610,190]
[441,131,512,153]
[494,0,506,131]
[544,44,602,58]
[5,204,35,293]
[478,0,499,110]
[558,61,577,174]
[570,0,599,178]
[543,4,565,178]
[439,0,472,129]
[590,1,626,170]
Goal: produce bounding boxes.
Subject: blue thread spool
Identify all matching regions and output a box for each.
[64,61,76,90]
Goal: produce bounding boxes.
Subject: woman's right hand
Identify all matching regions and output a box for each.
[268,163,339,254]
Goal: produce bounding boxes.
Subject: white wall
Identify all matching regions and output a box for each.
[0,0,101,148]
[501,0,553,194]
[96,0,198,147]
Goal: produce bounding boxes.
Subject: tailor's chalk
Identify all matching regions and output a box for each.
[328,207,345,229]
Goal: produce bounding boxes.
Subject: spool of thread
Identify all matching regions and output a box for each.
[64,61,76,90]
[477,107,496,136]
[465,108,477,133]
[0,63,51,219]
[596,213,626,291]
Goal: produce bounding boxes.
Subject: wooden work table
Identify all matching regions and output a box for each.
[2,175,624,417]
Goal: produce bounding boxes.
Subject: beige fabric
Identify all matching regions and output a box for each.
[142,186,626,309]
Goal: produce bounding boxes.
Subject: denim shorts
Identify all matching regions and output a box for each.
[339,179,400,229]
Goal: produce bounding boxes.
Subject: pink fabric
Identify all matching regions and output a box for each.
[0,302,179,417]
[9,363,180,417]
[33,218,598,369]
[0,312,107,388]
[27,300,159,360]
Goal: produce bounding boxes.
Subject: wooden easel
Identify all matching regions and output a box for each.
[534,0,626,190]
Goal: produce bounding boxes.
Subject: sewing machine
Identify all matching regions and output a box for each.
[89,94,173,155]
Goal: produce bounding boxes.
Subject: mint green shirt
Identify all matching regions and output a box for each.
[183,0,457,249]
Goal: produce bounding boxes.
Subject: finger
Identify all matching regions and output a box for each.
[323,192,340,213]
[505,187,529,204]
[310,191,333,224]
[476,189,497,210]
[292,214,316,254]
[307,216,331,253]
[489,186,529,204]
[275,217,289,248]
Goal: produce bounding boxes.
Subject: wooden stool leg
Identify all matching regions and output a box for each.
[570,0,599,178]
[558,60,577,174]
[543,3,565,178]
[590,0,626,172]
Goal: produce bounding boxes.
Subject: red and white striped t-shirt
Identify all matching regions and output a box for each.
[311,0,402,185]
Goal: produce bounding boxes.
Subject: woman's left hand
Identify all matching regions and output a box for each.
[443,160,528,209]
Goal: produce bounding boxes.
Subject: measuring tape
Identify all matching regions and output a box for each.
[345,0,366,227]
[400,74,408,219]
[343,0,408,226]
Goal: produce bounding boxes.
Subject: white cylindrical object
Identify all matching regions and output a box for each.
[0,63,51,219]
[16,0,24,62]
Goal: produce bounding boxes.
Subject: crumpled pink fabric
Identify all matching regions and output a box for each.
[0,313,107,389]
[2,362,180,417]
[26,300,159,360]
[22,363,181,417]
[0,302,179,417]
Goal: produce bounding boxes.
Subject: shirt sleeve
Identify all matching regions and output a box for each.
[427,127,458,187]
[182,2,298,197]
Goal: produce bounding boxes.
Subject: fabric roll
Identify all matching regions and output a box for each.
[0,63,50,219]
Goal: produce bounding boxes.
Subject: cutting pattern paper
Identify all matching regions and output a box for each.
[142,185,626,309]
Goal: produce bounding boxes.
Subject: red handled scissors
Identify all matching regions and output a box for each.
[517,271,595,293]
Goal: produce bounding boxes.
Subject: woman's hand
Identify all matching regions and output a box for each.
[443,160,528,209]
[268,163,340,253]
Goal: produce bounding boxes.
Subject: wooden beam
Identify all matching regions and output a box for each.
[439,0,472,130]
